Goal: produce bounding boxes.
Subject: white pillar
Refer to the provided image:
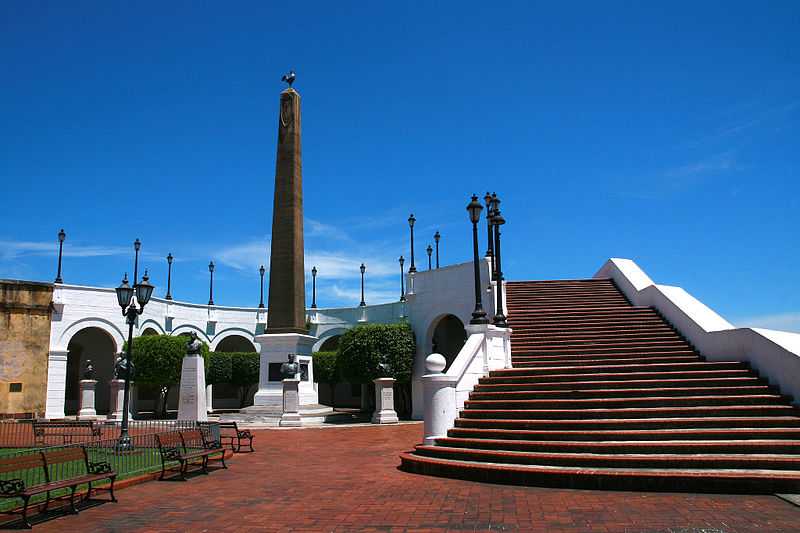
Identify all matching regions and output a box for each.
[371,377,398,424]
[77,379,98,419]
[177,354,208,422]
[108,379,126,420]
[279,379,302,427]
[206,384,214,413]
[422,353,458,446]
[45,350,69,419]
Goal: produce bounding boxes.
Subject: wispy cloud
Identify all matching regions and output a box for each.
[215,239,269,271]
[306,219,351,242]
[616,152,738,200]
[663,152,737,179]
[686,100,799,149]
[0,240,130,261]
[737,312,800,333]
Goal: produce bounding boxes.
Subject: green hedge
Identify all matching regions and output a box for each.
[312,351,339,385]
[338,323,416,385]
[207,351,232,385]
[230,352,260,407]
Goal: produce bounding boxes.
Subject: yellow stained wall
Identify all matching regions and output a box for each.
[0,280,53,416]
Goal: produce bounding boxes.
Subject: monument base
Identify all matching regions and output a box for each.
[107,379,133,421]
[371,377,399,424]
[178,355,208,422]
[253,333,318,407]
[78,379,98,420]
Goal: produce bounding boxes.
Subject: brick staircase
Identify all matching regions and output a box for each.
[400,278,800,492]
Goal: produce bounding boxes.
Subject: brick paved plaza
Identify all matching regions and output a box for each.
[29,423,800,532]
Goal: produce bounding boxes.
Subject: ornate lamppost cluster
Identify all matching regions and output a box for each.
[113,239,155,450]
[467,193,507,327]
[400,215,443,300]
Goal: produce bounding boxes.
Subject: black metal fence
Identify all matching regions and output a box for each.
[0,419,198,449]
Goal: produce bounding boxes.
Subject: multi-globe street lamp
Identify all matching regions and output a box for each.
[407,214,417,273]
[311,266,318,309]
[434,231,441,269]
[490,202,508,328]
[54,229,66,284]
[165,253,174,300]
[258,265,266,308]
[484,192,495,279]
[399,255,406,302]
[208,261,215,306]
[359,263,367,307]
[467,195,489,325]
[114,240,154,450]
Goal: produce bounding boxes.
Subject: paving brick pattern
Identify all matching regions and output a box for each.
[32,424,800,532]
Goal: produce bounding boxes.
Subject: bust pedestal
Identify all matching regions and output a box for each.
[371,378,399,424]
[78,379,98,419]
[253,333,318,407]
[108,379,133,420]
[178,355,208,422]
[279,379,302,427]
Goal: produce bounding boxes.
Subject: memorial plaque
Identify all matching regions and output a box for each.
[300,362,309,381]
[268,362,283,381]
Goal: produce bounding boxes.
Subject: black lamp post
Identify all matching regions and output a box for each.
[133,239,141,283]
[208,261,215,306]
[359,263,366,307]
[258,265,266,308]
[114,243,155,450]
[399,256,406,302]
[434,231,441,269]
[407,214,417,273]
[467,195,489,325]
[426,245,433,270]
[54,229,66,284]
[485,193,495,279]
[311,266,318,309]
[165,253,173,300]
[491,204,508,328]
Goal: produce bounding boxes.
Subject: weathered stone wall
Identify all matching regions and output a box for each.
[0,280,53,416]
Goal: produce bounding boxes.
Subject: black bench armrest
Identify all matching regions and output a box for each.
[0,478,26,497]
[88,461,114,475]
[237,429,253,438]
[161,447,183,461]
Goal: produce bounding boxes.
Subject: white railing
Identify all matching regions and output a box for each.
[596,258,800,405]
[421,323,512,445]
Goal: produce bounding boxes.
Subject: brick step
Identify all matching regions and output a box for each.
[434,437,800,455]
[507,299,630,309]
[505,294,627,303]
[447,426,800,442]
[399,452,800,493]
[513,344,693,356]
[476,376,763,390]
[506,279,614,286]
[412,445,800,471]
[512,355,700,368]
[463,394,789,410]
[508,317,667,329]
[453,416,800,431]
[511,332,683,343]
[510,324,675,335]
[481,369,754,385]
[459,405,799,420]
[469,385,774,400]
[507,307,655,318]
[491,361,747,377]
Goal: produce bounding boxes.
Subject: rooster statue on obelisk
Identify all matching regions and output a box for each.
[252,71,319,407]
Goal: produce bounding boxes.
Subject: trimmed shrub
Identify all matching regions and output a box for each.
[126,334,209,418]
[229,352,260,408]
[337,323,416,417]
[207,352,232,385]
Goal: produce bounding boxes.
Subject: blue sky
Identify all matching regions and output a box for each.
[1,2,798,330]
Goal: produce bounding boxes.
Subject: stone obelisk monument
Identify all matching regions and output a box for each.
[252,73,319,407]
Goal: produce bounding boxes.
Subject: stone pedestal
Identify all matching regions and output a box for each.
[78,379,98,419]
[422,354,458,445]
[178,355,208,422]
[107,379,132,421]
[253,333,318,407]
[371,377,399,424]
[279,379,302,427]
[206,384,213,413]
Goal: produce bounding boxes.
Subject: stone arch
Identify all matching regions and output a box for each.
[139,319,165,336]
[57,317,124,353]
[313,327,350,352]
[426,314,467,372]
[213,330,257,352]
[170,324,211,345]
[65,326,118,415]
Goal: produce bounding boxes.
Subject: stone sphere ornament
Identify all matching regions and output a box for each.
[425,353,447,373]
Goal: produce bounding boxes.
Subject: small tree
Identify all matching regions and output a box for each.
[230,352,260,408]
[207,352,232,386]
[313,351,340,408]
[337,323,416,417]
[127,334,208,418]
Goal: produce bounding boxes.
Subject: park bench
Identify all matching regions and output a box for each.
[0,447,116,528]
[32,420,102,446]
[200,421,254,453]
[155,430,226,480]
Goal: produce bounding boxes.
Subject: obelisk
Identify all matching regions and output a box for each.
[252,73,319,407]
